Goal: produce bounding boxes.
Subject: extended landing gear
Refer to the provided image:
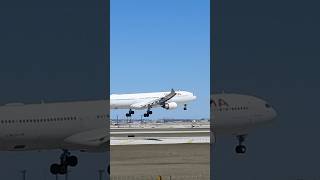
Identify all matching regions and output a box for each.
[144,109,152,117]
[235,135,247,154]
[184,104,187,110]
[125,109,134,117]
[50,150,78,175]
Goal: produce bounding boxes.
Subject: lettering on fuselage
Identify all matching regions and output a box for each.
[210,98,229,107]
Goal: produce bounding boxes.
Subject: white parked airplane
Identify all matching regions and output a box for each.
[211,93,277,153]
[110,89,197,117]
[0,100,109,175]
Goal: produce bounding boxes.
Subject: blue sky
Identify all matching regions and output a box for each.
[110,0,210,119]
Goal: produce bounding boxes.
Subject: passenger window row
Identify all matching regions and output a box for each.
[213,106,249,112]
[97,115,107,119]
[0,116,77,124]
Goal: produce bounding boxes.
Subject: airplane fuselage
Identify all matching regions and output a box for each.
[0,100,108,151]
[211,94,277,135]
[110,90,197,110]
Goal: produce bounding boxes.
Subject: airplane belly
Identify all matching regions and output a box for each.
[111,100,135,109]
[212,112,255,134]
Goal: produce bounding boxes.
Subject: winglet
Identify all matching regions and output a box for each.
[171,88,175,93]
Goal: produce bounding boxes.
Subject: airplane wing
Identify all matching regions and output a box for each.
[130,88,177,109]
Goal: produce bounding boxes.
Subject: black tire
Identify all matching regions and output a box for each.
[148,111,152,114]
[130,110,134,114]
[50,163,60,175]
[144,113,149,117]
[235,145,246,154]
[67,155,78,167]
[184,107,187,110]
[125,113,131,117]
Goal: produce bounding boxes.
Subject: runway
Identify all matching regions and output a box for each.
[110,126,210,178]
[110,143,210,177]
[110,128,210,145]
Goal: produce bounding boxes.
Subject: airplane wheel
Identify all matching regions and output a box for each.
[125,113,131,117]
[148,111,152,114]
[144,113,149,117]
[67,155,78,167]
[130,110,134,114]
[184,107,187,110]
[235,145,246,154]
[50,163,60,175]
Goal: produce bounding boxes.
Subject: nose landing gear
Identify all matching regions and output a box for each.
[184,104,187,110]
[235,135,247,154]
[50,149,78,175]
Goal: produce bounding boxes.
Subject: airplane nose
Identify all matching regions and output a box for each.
[270,108,278,120]
[193,95,197,100]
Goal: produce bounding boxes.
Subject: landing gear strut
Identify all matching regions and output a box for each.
[235,135,247,154]
[50,149,78,175]
[125,109,134,117]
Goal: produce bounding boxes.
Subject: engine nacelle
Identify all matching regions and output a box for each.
[162,102,178,110]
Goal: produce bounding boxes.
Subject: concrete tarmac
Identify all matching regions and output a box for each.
[110,143,210,177]
[111,128,210,137]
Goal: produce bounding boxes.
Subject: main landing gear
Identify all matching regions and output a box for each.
[50,149,78,175]
[235,135,247,154]
[144,109,152,117]
[125,109,134,117]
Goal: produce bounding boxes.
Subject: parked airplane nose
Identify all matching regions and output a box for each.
[265,103,277,122]
[270,107,277,120]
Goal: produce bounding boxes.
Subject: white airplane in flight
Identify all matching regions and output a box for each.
[110,89,197,117]
[211,93,277,153]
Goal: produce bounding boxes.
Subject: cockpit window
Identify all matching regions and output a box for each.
[265,103,271,108]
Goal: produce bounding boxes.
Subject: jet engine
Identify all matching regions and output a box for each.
[162,102,178,110]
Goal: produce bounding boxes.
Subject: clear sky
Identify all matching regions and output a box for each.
[110,0,210,119]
